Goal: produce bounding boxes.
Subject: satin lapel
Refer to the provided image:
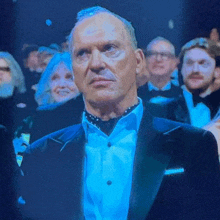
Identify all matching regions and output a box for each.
[174,96,190,124]
[57,130,86,220]
[128,112,180,220]
[44,125,86,219]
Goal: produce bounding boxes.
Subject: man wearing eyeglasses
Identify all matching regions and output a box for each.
[138,37,181,104]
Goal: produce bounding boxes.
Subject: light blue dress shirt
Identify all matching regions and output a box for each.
[82,99,143,220]
[182,86,211,128]
[171,69,179,87]
[148,81,171,92]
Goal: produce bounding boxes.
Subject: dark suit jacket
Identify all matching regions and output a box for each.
[18,110,220,220]
[0,125,22,220]
[138,83,182,104]
[160,91,220,125]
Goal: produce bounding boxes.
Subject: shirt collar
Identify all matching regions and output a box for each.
[148,81,172,91]
[82,98,143,137]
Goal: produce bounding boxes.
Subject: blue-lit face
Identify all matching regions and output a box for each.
[146,41,176,77]
[71,13,143,113]
[182,48,216,93]
[0,59,12,85]
[49,62,79,103]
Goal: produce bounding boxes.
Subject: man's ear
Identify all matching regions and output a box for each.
[135,49,150,87]
[135,49,145,75]
[214,67,220,79]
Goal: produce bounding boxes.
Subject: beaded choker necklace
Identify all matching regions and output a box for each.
[85,101,139,136]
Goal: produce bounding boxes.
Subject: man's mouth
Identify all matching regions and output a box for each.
[189,75,203,80]
[153,65,164,70]
[89,77,114,87]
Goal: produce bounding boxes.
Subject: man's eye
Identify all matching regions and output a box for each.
[103,44,120,57]
[75,49,90,63]
[186,60,194,65]
[104,44,115,51]
[199,60,210,67]
[77,50,87,57]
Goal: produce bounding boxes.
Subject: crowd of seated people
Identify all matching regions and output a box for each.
[0,29,219,154]
[1,19,220,218]
[13,52,84,165]
[0,30,219,151]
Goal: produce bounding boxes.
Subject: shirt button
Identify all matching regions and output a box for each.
[107,180,112,185]
[107,142,111,148]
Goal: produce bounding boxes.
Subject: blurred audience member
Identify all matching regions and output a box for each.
[22,44,40,73]
[37,43,61,72]
[138,37,181,104]
[210,28,220,46]
[0,52,28,133]
[22,44,41,108]
[35,52,79,106]
[14,52,84,160]
[61,40,69,52]
[169,38,220,127]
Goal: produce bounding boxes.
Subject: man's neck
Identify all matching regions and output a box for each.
[185,86,210,98]
[150,75,171,90]
[85,97,139,121]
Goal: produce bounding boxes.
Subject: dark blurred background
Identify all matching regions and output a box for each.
[1,0,220,60]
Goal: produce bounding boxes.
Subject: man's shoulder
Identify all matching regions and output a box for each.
[27,123,84,154]
[153,116,209,137]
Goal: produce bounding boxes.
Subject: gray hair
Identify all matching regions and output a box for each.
[0,51,26,93]
[146,36,175,56]
[35,52,73,106]
[68,6,137,53]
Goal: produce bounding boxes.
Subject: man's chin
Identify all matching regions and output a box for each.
[86,94,118,107]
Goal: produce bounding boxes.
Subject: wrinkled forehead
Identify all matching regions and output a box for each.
[72,13,129,46]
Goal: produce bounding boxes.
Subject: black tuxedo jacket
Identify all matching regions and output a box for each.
[18,110,220,220]
[138,83,182,104]
[161,92,220,125]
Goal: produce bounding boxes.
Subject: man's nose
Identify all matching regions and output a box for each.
[192,62,200,72]
[155,54,163,62]
[89,50,105,73]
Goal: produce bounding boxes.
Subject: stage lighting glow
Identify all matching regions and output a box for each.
[46,19,52,26]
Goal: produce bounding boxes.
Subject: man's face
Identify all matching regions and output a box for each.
[38,52,53,73]
[0,58,12,85]
[71,13,142,107]
[26,51,40,72]
[49,62,79,103]
[181,48,216,93]
[146,41,176,77]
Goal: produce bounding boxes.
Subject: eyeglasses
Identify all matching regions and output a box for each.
[0,67,10,72]
[145,51,175,61]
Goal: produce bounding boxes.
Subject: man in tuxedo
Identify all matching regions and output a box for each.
[138,37,181,104]
[18,7,220,220]
[168,38,220,127]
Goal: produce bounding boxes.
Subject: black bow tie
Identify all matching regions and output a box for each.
[149,89,173,98]
[192,95,208,107]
